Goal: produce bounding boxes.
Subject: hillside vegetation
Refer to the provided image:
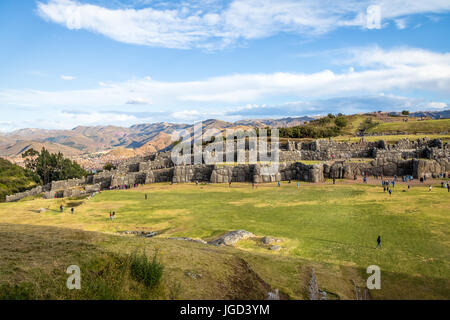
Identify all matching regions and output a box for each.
[0,158,37,202]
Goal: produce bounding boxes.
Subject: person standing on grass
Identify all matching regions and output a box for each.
[109,212,112,220]
[447,182,450,192]
[388,188,392,196]
[71,208,74,215]
[376,235,382,249]
[278,181,281,187]
[297,181,300,189]
[60,204,63,212]
[429,185,432,192]
[145,193,147,200]
[112,211,116,219]
[333,177,336,185]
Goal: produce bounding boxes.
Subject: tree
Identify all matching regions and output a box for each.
[334,116,348,128]
[401,110,410,115]
[21,148,88,185]
[22,148,39,172]
[103,162,116,171]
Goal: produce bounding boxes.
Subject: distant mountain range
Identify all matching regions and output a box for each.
[0,117,313,159]
[409,110,450,119]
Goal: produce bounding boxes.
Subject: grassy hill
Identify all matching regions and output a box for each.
[0,158,37,202]
[366,118,450,135]
[0,182,448,299]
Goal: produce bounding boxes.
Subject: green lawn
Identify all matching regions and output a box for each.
[0,182,449,299]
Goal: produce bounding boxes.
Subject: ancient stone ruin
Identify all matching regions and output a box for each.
[5,137,449,202]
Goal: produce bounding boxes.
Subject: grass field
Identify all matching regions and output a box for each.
[366,119,450,135]
[0,182,449,300]
[334,134,450,144]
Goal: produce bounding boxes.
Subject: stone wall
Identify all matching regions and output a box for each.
[51,178,85,191]
[6,185,43,202]
[173,165,214,183]
[4,137,449,201]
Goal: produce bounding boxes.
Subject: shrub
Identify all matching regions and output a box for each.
[334,116,348,128]
[130,250,164,289]
[0,283,34,300]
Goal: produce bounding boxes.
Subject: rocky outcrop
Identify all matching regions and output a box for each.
[308,268,327,300]
[119,230,158,238]
[208,230,255,246]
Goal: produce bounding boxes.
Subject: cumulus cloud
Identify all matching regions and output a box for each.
[226,95,449,118]
[37,0,450,50]
[1,47,449,111]
[126,98,152,105]
[61,75,76,80]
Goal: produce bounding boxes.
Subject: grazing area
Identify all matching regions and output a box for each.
[0,181,448,300]
[365,119,450,135]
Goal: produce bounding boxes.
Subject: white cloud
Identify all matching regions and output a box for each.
[37,0,450,50]
[60,110,137,124]
[126,98,152,105]
[394,18,407,29]
[61,75,76,80]
[1,47,449,113]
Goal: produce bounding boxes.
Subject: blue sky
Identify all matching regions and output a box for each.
[0,0,449,131]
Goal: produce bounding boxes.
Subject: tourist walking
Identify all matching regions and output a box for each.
[429,185,432,192]
[376,235,382,249]
[297,181,300,189]
[71,208,74,214]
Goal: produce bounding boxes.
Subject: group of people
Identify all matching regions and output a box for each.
[109,183,143,191]
[382,178,397,195]
[59,204,74,214]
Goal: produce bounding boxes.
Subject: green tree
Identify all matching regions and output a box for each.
[22,148,87,185]
[103,162,116,171]
[401,110,410,115]
[334,116,348,128]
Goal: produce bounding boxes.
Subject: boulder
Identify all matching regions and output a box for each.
[208,230,254,246]
[261,236,281,245]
